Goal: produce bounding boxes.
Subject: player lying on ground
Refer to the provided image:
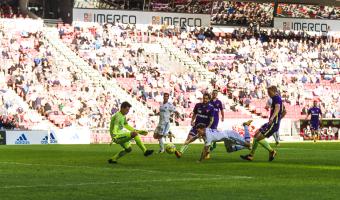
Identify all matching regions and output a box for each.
[194,120,253,162]
[108,101,154,164]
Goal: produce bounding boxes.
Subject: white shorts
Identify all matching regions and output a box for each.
[225,130,247,146]
[154,122,170,136]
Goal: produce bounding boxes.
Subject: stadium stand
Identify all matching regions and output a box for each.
[211,1,274,26]
[0,1,339,143]
[168,27,340,120]
[277,3,340,19]
[57,22,339,124]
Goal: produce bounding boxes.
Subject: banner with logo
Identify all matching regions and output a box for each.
[73,8,211,27]
[52,127,91,144]
[6,130,49,145]
[274,17,340,32]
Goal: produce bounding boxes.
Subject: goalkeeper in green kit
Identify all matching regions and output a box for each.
[108,101,154,164]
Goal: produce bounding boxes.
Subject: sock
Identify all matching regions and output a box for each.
[180,144,189,154]
[243,125,251,143]
[258,139,273,152]
[273,132,278,143]
[111,150,127,161]
[134,135,147,153]
[159,137,164,152]
[276,132,280,141]
[250,139,258,156]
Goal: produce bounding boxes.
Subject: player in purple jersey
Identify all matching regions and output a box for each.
[265,98,287,146]
[175,93,214,158]
[306,100,322,142]
[210,90,225,129]
[209,90,224,151]
[241,86,283,162]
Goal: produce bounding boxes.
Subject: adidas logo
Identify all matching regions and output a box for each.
[41,133,58,144]
[15,134,30,144]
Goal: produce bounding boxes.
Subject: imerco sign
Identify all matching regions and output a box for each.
[274,17,340,32]
[83,12,137,24]
[151,16,202,27]
[73,8,210,27]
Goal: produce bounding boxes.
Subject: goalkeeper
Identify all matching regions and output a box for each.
[108,101,154,164]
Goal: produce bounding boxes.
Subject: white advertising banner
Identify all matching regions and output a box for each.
[73,8,211,27]
[6,130,49,145]
[274,17,340,32]
[52,127,91,144]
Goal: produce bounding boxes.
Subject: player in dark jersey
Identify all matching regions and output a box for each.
[175,93,214,158]
[209,89,224,151]
[241,86,283,162]
[306,100,322,142]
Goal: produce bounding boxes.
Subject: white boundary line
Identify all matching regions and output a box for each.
[0,161,253,179]
[0,177,227,189]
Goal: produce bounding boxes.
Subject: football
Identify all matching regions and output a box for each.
[165,143,176,154]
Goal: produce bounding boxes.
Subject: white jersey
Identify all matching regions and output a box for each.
[158,102,176,124]
[204,128,245,146]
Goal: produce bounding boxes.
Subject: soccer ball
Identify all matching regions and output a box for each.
[165,143,176,154]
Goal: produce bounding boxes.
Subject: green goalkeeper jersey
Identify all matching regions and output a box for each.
[109,111,135,136]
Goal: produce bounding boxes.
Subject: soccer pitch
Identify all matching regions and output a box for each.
[1,143,340,200]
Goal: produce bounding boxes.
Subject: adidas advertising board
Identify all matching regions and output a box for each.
[73,8,210,27]
[53,127,91,144]
[6,130,48,145]
[41,131,58,144]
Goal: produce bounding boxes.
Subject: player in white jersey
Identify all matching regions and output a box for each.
[195,120,253,162]
[154,93,181,153]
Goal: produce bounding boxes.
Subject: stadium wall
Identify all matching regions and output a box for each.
[72,8,211,27]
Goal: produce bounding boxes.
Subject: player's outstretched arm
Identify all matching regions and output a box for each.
[191,113,197,126]
[207,117,214,128]
[269,104,280,124]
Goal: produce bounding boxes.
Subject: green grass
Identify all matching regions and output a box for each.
[1,142,340,200]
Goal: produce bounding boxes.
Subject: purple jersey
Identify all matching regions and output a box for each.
[193,103,214,126]
[210,99,224,129]
[308,107,322,123]
[270,94,283,124]
[210,99,224,120]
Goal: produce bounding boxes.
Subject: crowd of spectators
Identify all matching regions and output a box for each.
[59,21,339,123]
[0,19,127,129]
[211,1,274,27]
[60,23,208,125]
[1,15,339,132]
[277,4,340,19]
[166,26,339,119]
[146,0,212,14]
